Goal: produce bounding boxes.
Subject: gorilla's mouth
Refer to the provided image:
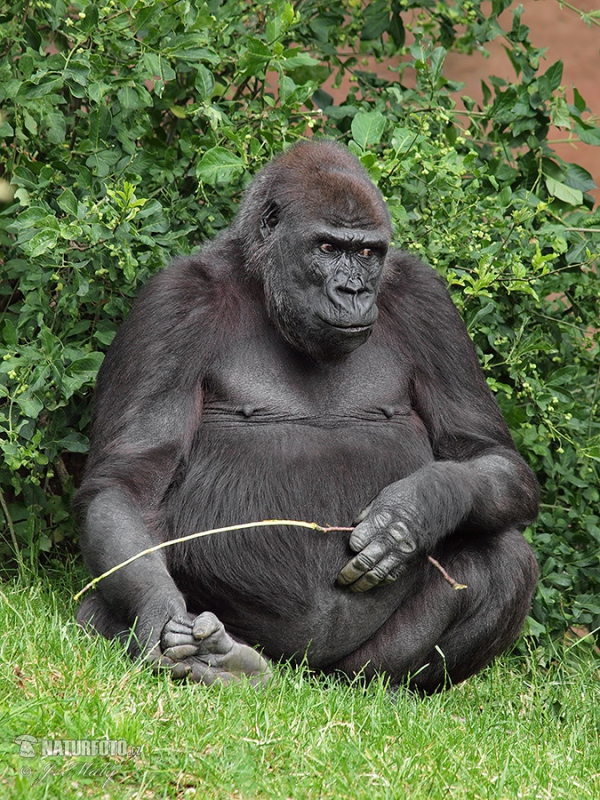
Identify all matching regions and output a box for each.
[325,320,375,334]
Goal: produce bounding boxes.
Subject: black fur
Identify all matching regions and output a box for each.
[75,141,539,692]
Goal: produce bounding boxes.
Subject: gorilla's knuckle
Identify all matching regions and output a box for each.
[163,644,199,661]
[384,565,404,583]
[353,552,376,571]
[371,510,393,530]
[385,522,416,552]
[348,533,369,553]
[367,565,389,583]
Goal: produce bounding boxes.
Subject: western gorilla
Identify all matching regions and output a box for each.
[76,140,539,692]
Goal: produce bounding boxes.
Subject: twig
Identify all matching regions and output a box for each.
[74,519,466,602]
[0,488,23,568]
[427,555,467,590]
[74,520,348,602]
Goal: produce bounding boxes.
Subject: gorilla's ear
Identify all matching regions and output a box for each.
[260,200,280,239]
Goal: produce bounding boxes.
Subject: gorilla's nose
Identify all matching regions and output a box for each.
[327,275,374,315]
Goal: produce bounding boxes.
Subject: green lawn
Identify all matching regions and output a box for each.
[1,563,598,799]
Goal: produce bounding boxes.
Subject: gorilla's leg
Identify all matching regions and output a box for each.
[77,591,129,641]
[78,594,271,686]
[324,529,538,693]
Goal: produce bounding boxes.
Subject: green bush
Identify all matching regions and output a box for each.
[1,0,598,645]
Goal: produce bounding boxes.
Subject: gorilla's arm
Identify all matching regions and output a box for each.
[76,260,272,683]
[338,256,539,592]
[75,299,195,648]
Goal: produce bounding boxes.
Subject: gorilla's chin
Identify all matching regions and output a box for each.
[323,323,373,354]
[300,323,373,362]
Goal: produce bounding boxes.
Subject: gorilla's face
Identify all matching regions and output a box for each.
[264,215,389,361]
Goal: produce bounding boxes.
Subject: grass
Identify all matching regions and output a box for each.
[0,560,598,799]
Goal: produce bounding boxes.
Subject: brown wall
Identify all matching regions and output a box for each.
[326,1,600,203]
[445,0,600,203]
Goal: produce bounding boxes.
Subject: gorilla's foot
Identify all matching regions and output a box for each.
[149,611,272,686]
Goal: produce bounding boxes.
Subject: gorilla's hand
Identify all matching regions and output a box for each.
[148,611,272,686]
[337,481,422,593]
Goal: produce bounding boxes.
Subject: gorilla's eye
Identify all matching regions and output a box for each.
[359,248,374,258]
[320,243,336,254]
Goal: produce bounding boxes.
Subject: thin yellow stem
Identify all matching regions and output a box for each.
[74,520,345,602]
[427,555,467,590]
[74,520,467,602]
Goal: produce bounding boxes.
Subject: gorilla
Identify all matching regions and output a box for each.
[75,140,539,692]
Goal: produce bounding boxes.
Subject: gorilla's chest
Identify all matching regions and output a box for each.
[202,330,410,423]
[164,327,433,538]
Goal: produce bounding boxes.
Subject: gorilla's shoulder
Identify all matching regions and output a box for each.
[137,235,242,307]
[383,248,450,299]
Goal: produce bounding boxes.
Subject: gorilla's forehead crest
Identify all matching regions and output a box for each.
[275,140,392,231]
[313,171,388,231]
[236,139,392,237]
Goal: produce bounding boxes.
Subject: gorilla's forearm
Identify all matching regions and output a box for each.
[338,450,539,592]
[404,450,539,548]
[457,451,540,532]
[80,487,185,625]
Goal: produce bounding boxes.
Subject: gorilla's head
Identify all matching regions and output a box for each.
[233,140,392,362]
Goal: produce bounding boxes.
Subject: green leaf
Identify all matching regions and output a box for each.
[16,393,43,419]
[351,111,386,149]
[430,47,447,84]
[13,206,51,228]
[2,319,18,347]
[80,4,99,33]
[117,86,149,110]
[57,189,78,216]
[550,97,570,129]
[280,52,320,70]
[88,81,110,103]
[576,123,600,146]
[165,35,219,64]
[88,106,112,149]
[238,37,272,74]
[539,60,563,98]
[389,8,405,48]
[563,163,596,193]
[196,147,245,186]
[544,60,563,92]
[64,61,90,89]
[313,88,333,109]
[391,127,422,153]
[361,1,390,40]
[573,87,587,113]
[545,176,583,205]
[143,53,176,83]
[86,149,119,177]
[16,78,63,99]
[0,119,14,137]
[45,111,66,144]
[28,229,59,257]
[62,353,104,398]
[195,65,215,100]
[57,433,89,453]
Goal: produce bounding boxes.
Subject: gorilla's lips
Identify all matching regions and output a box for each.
[329,322,373,334]
[321,318,376,335]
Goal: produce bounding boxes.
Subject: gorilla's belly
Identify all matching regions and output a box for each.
[163,412,432,537]
[160,414,433,655]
